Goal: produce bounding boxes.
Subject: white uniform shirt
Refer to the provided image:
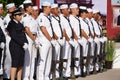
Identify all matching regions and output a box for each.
[91,18,102,36]
[29,16,38,34]
[60,14,72,38]
[69,15,81,38]
[0,16,6,35]
[21,13,38,34]
[4,14,11,28]
[79,17,89,36]
[86,18,94,36]
[37,13,53,38]
[51,15,63,38]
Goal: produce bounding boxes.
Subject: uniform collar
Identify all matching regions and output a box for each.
[13,19,19,23]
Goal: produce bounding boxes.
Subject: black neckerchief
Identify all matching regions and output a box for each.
[44,15,54,38]
[52,15,63,38]
[83,19,91,36]
[74,16,82,37]
[63,16,73,39]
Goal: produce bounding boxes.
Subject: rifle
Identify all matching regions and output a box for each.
[79,44,86,77]
[70,43,75,80]
[98,42,104,72]
[93,42,97,74]
[59,44,65,80]
[51,45,56,80]
[102,41,107,70]
[86,42,91,75]
[33,47,40,79]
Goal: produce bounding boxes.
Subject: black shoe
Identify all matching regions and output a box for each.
[3,78,10,80]
[81,72,86,77]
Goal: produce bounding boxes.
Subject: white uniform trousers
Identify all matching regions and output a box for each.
[94,37,101,71]
[78,37,88,73]
[23,36,33,80]
[89,41,94,72]
[29,45,37,80]
[37,37,52,80]
[62,41,71,77]
[3,35,11,79]
[54,42,61,78]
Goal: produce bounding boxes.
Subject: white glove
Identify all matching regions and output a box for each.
[58,38,65,46]
[78,37,87,46]
[0,42,5,49]
[51,39,57,47]
[69,39,75,47]
[35,38,40,44]
[94,37,99,43]
[88,38,93,43]
[99,38,104,43]
[23,43,28,50]
[74,40,79,47]
[103,36,107,42]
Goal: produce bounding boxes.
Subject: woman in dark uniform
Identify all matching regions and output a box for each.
[7,8,28,80]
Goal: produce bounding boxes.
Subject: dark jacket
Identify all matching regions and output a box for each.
[7,19,28,47]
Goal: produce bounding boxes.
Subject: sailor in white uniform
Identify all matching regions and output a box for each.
[36,1,57,80]
[21,1,37,80]
[69,3,81,76]
[60,4,78,78]
[78,6,93,76]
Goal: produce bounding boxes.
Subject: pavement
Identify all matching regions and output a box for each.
[75,42,120,80]
[75,69,120,80]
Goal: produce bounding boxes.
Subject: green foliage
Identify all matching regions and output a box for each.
[106,40,115,61]
[0,0,24,16]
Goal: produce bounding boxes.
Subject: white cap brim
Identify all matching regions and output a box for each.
[42,1,51,7]
[33,6,38,10]
[6,3,15,9]
[70,3,78,9]
[51,4,58,9]
[60,4,68,9]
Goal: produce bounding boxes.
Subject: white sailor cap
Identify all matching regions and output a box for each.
[42,1,51,7]
[0,4,3,7]
[51,4,58,9]
[33,6,38,10]
[87,8,93,13]
[6,3,15,9]
[93,9,100,14]
[19,4,24,9]
[23,0,33,8]
[23,0,32,4]
[79,6,87,10]
[70,3,78,9]
[60,4,68,9]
